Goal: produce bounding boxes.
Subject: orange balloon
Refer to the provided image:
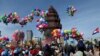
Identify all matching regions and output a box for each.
[51,29,61,38]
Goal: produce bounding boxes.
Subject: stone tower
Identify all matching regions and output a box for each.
[44,6,62,38]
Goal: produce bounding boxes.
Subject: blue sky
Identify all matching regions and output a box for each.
[0,0,100,40]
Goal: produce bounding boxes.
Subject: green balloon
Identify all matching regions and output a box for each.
[77,32,80,35]
[64,30,71,34]
[64,30,67,33]
[2,15,7,21]
[1,15,8,25]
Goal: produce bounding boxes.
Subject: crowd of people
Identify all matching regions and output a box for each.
[0,39,99,56]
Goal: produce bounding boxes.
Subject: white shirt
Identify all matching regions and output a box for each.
[74,51,83,56]
[38,51,42,55]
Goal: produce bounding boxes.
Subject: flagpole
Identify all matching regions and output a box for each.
[91,38,92,44]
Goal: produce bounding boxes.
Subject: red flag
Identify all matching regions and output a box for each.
[92,27,99,35]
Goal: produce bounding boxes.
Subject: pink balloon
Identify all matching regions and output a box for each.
[80,32,84,36]
[44,24,48,28]
[38,24,43,28]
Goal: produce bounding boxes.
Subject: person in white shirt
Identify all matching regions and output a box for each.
[94,45,99,56]
[73,40,86,56]
[73,51,83,56]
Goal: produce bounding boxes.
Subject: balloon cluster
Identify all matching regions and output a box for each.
[51,29,61,38]
[0,8,48,28]
[36,18,48,33]
[66,6,77,16]
[0,36,9,42]
[19,13,34,27]
[33,8,49,33]
[12,30,25,41]
[0,12,20,25]
[0,12,34,27]
[32,8,48,18]
[62,28,83,46]
[62,28,83,40]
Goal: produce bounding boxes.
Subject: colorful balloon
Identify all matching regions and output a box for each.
[64,30,71,34]
[11,12,20,24]
[19,18,28,27]
[27,14,34,22]
[42,23,48,28]
[39,18,45,22]
[2,15,8,25]
[71,27,77,33]
[32,8,41,16]
[66,5,77,16]
[3,36,9,41]
[62,28,83,40]
[0,11,34,26]
[40,10,47,18]
[12,30,25,41]
[38,24,43,29]
[0,9,48,27]
[51,29,61,38]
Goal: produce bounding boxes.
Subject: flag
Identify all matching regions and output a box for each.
[92,27,99,35]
